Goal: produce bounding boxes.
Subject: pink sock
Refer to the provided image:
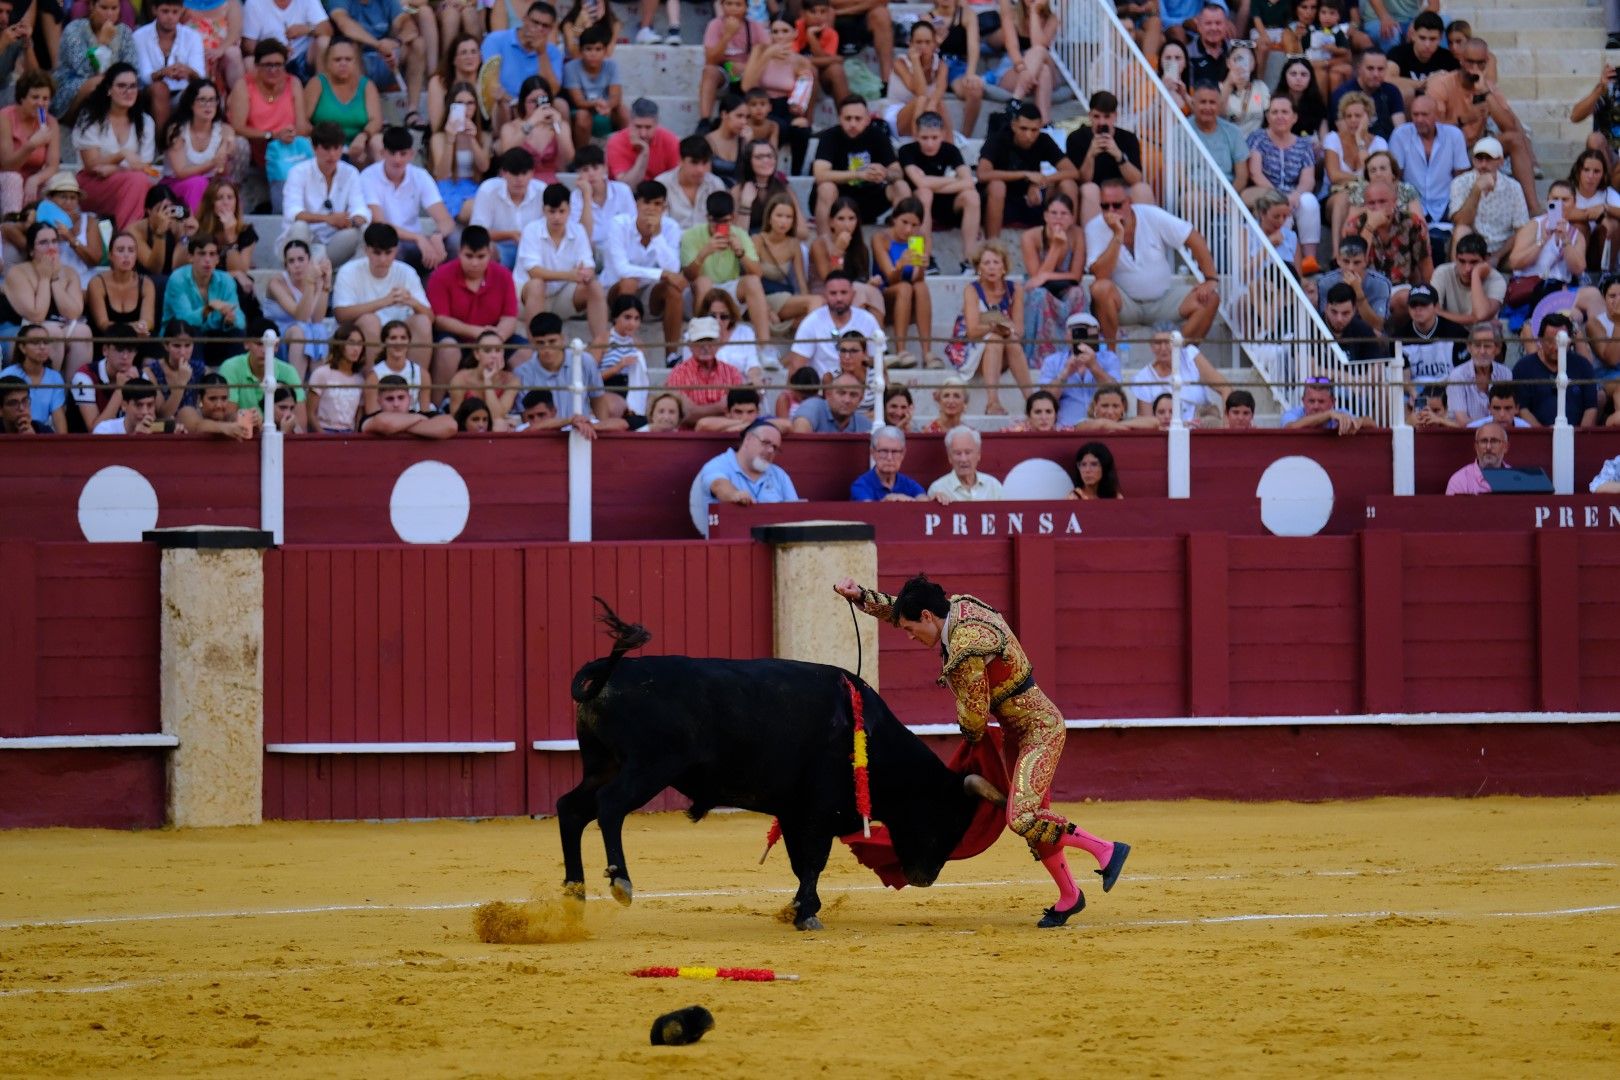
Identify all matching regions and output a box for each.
[1062,825,1113,869]
[1041,849,1081,910]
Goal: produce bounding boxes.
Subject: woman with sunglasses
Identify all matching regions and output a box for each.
[498,75,572,185]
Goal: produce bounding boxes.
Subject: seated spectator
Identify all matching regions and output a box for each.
[1068,91,1151,216]
[1223,387,1256,428]
[851,423,926,501]
[928,425,1003,502]
[1320,281,1385,362]
[364,316,430,411]
[1431,232,1504,328]
[739,19,814,172]
[430,79,495,222]
[1322,90,1385,245]
[1574,275,1620,375]
[732,137,793,235]
[268,384,303,433]
[949,241,1029,413]
[428,32,487,137]
[0,324,68,432]
[54,0,137,118]
[773,365,822,421]
[1346,178,1431,319]
[1330,47,1406,139]
[898,111,981,263]
[4,221,93,374]
[226,39,307,187]
[1411,382,1460,428]
[808,195,886,320]
[1073,381,1158,431]
[427,225,520,391]
[279,121,371,269]
[1512,313,1599,427]
[1004,389,1060,432]
[261,238,331,376]
[89,374,166,434]
[603,179,684,363]
[1385,9,1455,105]
[701,0,767,121]
[795,0,848,102]
[704,93,752,186]
[1248,188,1301,271]
[1444,323,1512,425]
[0,374,40,433]
[1156,39,1193,115]
[1567,149,1619,276]
[981,101,1077,240]
[870,196,933,367]
[216,316,307,427]
[995,0,1061,124]
[304,37,386,168]
[568,143,635,246]
[146,322,204,419]
[1221,42,1269,138]
[86,231,156,340]
[656,135,726,233]
[73,63,159,230]
[305,322,367,433]
[161,230,246,363]
[605,97,680,186]
[1245,96,1321,269]
[812,95,909,232]
[1466,381,1531,430]
[470,149,550,275]
[787,269,883,377]
[517,179,606,340]
[136,0,207,127]
[1068,440,1123,499]
[1590,454,1620,493]
[1188,80,1250,189]
[666,315,745,426]
[1184,3,1232,85]
[1448,135,1528,268]
[1387,94,1469,235]
[690,418,797,536]
[1388,283,1464,388]
[563,20,626,146]
[446,329,521,426]
[792,370,872,434]
[924,374,968,433]
[195,178,257,296]
[642,390,686,432]
[1425,37,1536,210]
[1318,235,1390,330]
[0,71,62,215]
[882,383,914,431]
[455,397,493,432]
[681,189,771,350]
[592,293,649,413]
[750,190,823,331]
[241,0,332,83]
[1086,177,1222,348]
[885,19,951,140]
[1444,422,1510,494]
[18,173,105,289]
[1572,57,1620,167]
[1130,328,1228,422]
[361,374,458,437]
[1037,311,1122,427]
[1273,55,1330,139]
[176,370,255,438]
[328,0,426,124]
[183,0,249,93]
[164,79,247,215]
[1505,181,1585,311]
[334,223,434,366]
[512,311,630,435]
[695,386,773,433]
[362,126,458,273]
[1282,376,1365,434]
[483,2,565,127]
[1021,192,1087,358]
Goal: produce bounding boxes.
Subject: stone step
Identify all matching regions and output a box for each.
[1462,7,1604,31]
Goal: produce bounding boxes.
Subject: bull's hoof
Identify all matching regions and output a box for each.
[562,880,586,903]
[963,773,1007,806]
[610,877,633,906]
[794,915,824,931]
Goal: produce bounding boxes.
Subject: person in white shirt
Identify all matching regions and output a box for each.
[566,143,633,247]
[1085,176,1221,350]
[469,147,544,269]
[654,136,727,231]
[242,0,334,81]
[603,180,685,362]
[91,377,165,434]
[332,223,434,364]
[1128,329,1228,422]
[361,125,458,272]
[515,181,607,339]
[279,121,371,267]
[133,0,207,128]
[928,425,1004,502]
[786,271,883,377]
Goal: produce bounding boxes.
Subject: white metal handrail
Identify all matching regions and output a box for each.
[1054,2,1389,424]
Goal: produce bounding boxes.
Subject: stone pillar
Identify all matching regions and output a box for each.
[144,527,273,827]
[753,522,880,689]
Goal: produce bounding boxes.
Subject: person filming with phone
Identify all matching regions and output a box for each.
[1504,180,1585,311]
[1036,311,1122,428]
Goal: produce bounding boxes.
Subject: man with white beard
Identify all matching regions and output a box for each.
[689,418,799,536]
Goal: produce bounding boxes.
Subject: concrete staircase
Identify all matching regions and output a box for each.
[1442,0,1611,184]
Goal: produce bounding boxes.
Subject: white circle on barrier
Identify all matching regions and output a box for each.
[77,465,160,542]
[1002,458,1075,501]
[389,461,471,544]
[1256,456,1335,537]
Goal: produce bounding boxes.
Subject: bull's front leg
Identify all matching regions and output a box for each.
[781,823,834,931]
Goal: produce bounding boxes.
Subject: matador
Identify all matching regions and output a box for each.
[835,573,1131,927]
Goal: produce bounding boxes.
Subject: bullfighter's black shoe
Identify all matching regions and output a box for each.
[1096,841,1131,893]
[1036,892,1086,928]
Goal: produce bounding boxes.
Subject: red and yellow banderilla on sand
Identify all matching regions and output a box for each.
[834,573,1131,928]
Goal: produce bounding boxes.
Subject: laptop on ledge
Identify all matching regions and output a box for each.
[1482,467,1555,494]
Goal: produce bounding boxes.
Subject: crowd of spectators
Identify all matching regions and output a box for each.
[0,0,1616,510]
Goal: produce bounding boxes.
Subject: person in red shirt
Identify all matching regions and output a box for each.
[427,225,521,391]
[665,316,745,425]
[794,0,849,103]
[604,98,682,186]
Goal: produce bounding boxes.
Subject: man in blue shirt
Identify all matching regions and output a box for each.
[482,1,567,125]
[1387,96,1469,226]
[791,372,874,434]
[327,0,427,113]
[1512,313,1599,427]
[850,425,927,501]
[689,419,799,536]
[1036,312,1122,428]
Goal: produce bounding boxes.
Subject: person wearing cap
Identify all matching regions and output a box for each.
[36,171,105,289]
[1448,134,1529,267]
[680,189,771,348]
[1444,422,1511,495]
[1423,37,1536,210]
[511,311,630,436]
[689,417,798,536]
[1036,312,1121,428]
[666,316,746,426]
[605,98,681,187]
[1388,282,1465,393]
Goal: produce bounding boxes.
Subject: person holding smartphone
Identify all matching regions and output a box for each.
[1035,311,1121,428]
[1504,180,1586,310]
[0,70,61,214]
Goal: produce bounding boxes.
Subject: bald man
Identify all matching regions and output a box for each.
[1445,421,1509,494]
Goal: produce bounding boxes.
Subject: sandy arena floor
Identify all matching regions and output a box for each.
[2,797,1618,1078]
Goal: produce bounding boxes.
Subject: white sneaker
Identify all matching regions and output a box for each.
[635,25,658,44]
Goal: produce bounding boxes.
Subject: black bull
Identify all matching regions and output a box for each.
[558,605,980,930]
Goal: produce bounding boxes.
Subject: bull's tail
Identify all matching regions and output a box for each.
[570,597,653,703]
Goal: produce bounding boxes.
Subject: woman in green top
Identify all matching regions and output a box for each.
[302,38,383,167]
